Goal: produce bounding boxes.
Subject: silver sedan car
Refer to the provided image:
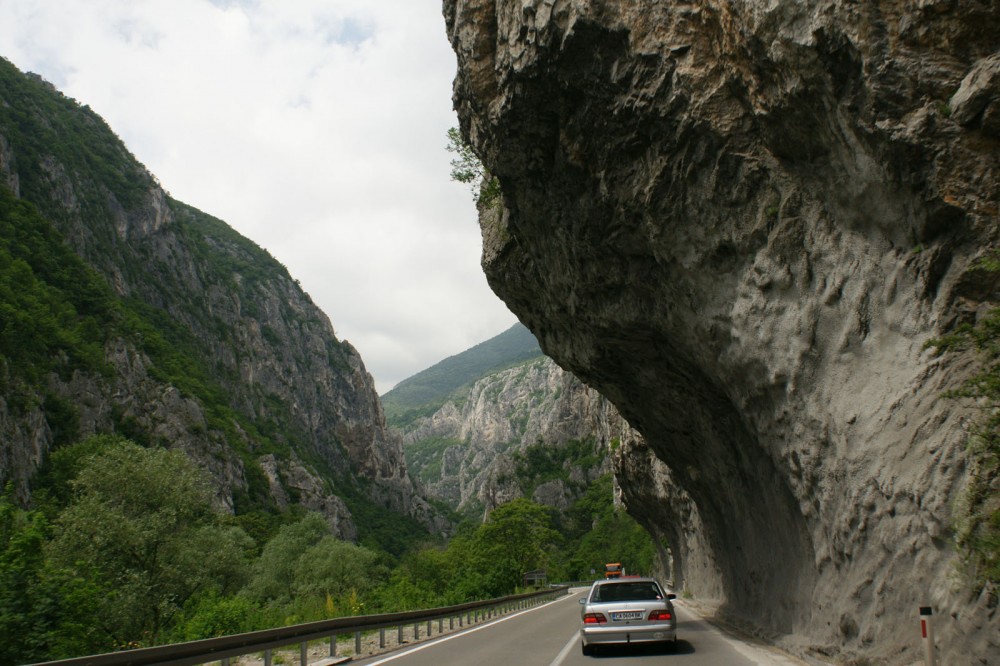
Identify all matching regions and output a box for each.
[579,577,677,656]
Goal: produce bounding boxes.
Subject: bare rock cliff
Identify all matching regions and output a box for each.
[445,1,999,662]
[402,356,625,512]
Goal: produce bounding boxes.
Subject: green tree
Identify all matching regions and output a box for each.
[0,487,53,664]
[242,512,386,620]
[471,498,560,595]
[446,127,501,209]
[243,512,330,603]
[44,437,253,646]
[0,493,108,664]
[373,546,452,611]
[293,537,384,613]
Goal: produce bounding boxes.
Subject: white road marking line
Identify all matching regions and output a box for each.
[361,593,578,665]
[547,630,581,666]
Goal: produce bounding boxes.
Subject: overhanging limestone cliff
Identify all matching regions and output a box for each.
[446,1,999,662]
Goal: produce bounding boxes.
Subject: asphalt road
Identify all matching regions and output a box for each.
[349,588,808,666]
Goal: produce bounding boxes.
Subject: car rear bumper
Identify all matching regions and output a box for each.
[580,623,677,646]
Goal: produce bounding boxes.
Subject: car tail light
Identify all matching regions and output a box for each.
[583,613,607,624]
[647,610,673,621]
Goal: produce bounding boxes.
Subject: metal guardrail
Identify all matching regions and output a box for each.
[28,586,570,666]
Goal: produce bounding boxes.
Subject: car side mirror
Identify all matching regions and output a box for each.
[667,593,676,600]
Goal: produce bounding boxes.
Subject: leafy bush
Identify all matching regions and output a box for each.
[171,590,264,641]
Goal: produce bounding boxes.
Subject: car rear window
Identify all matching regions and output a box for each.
[591,582,663,602]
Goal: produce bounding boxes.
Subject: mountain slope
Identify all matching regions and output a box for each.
[399,355,616,515]
[0,57,443,548]
[381,322,541,423]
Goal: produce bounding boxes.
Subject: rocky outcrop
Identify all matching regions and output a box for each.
[0,60,442,538]
[446,1,999,663]
[259,453,356,541]
[401,356,626,514]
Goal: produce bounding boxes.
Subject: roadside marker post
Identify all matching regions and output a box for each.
[919,606,936,666]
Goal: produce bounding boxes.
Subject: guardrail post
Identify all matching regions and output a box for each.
[354,630,361,655]
[426,619,432,636]
[222,659,229,666]
[264,649,272,666]
[449,616,454,630]
[380,627,386,648]
[300,642,307,666]
[438,618,443,633]
[397,624,403,644]
[920,606,936,666]
[330,634,337,656]
[414,621,420,639]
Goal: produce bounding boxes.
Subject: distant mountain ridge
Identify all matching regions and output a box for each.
[380,323,542,423]
[384,323,639,522]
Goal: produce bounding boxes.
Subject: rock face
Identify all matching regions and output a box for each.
[445,1,999,663]
[0,60,442,538]
[401,356,624,514]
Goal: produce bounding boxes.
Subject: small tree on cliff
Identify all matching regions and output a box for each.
[447,127,501,209]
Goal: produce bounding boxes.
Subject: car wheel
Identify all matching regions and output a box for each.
[582,643,594,656]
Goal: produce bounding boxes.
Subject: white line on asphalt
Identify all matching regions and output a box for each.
[361,593,580,666]
[547,630,581,666]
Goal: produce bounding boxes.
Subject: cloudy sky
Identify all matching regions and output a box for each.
[0,0,517,394]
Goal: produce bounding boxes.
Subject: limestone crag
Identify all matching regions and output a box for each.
[401,356,626,514]
[446,1,999,663]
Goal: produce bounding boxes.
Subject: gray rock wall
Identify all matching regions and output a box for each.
[401,356,625,512]
[445,0,999,662]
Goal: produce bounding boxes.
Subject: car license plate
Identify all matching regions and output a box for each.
[612,611,643,621]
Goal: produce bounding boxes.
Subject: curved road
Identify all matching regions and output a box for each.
[350,588,808,666]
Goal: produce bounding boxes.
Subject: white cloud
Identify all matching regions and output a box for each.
[0,0,516,393]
